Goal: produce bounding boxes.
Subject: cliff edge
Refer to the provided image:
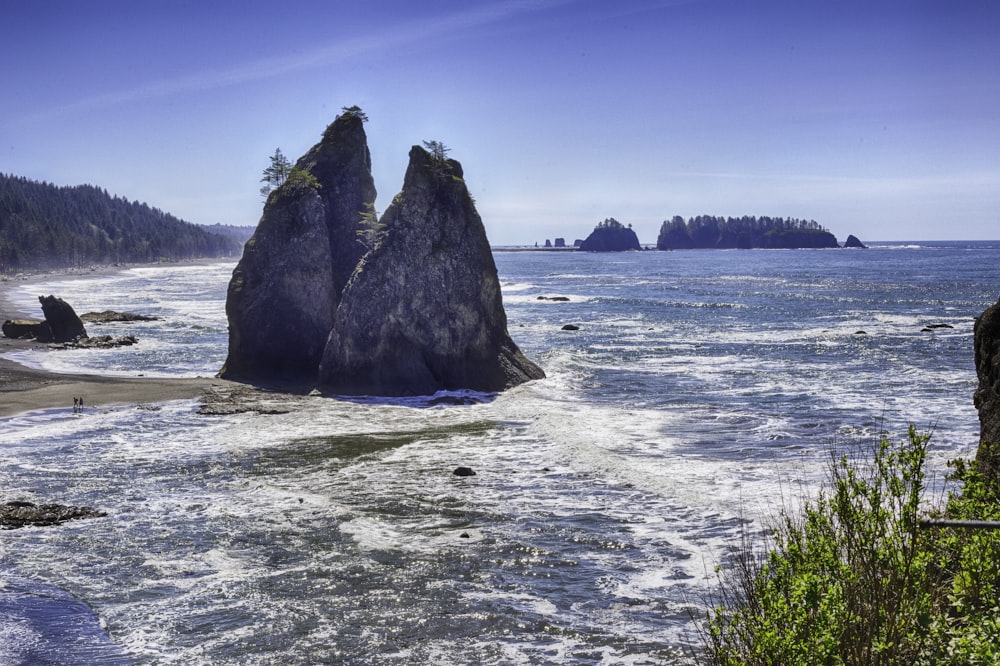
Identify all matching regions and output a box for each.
[975,295,1000,478]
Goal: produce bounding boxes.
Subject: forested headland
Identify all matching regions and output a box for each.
[657,215,839,250]
[0,173,244,274]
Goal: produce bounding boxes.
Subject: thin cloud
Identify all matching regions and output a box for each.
[21,0,574,123]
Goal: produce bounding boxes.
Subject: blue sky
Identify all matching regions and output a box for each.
[3,0,998,245]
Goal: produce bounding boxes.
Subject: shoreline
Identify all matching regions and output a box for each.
[0,259,239,419]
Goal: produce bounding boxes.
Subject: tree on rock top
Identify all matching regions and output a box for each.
[579,218,641,252]
[220,108,376,382]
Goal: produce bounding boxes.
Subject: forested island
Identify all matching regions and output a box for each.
[0,173,244,274]
[657,215,839,250]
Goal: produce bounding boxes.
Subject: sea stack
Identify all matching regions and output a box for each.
[220,110,375,381]
[317,144,545,395]
[974,295,1000,478]
[843,234,867,249]
[579,218,641,252]
[37,295,88,342]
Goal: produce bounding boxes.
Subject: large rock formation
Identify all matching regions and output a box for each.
[974,295,1000,477]
[220,111,375,381]
[318,145,545,395]
[579,218,641,252]
[221,110,544,395]
[843,234,867,249]
[38,295,88,342]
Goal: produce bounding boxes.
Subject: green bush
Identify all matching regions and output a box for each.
[704,427,1000,665]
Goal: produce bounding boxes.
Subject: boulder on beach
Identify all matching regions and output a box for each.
[2,318,44,339]
[36,295,88,343]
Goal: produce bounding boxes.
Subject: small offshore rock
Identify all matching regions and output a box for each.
[925,323,954,330]
[854,330,867,335]
[453,466,477,477]
[843,234,867,249]
[537,296,570,302]
[1,501,106,529]
[561,324,580,331]
[460,532,471,539]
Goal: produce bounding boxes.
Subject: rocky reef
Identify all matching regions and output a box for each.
[579,218,641,252]
[221,110,544,395]
[220,111,376,381]
[974,295,1000,478]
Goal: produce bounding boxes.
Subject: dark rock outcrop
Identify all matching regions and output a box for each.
[579,218,641,252]
[843,234,867,248]
[220,111,376,382]
[80,310,160,323]
[36,295,88,342]
[317,145,545,395]
[974,296,1000,478]
[1,501,106,529]
[2,319,44,339]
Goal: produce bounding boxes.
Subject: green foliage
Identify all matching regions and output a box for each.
[340,105,368,122]
[422,139,450,162]
[658,215,837,250]
[260,148,292,199]
[704,428,1000,665]
[597,217,626,230]
[355,202,384,250]
[282,167,320,193]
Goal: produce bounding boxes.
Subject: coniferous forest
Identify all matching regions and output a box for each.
[0,173,244,274]
[657,214,839,250]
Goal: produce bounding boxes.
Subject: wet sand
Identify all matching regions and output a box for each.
[0,264,237,419]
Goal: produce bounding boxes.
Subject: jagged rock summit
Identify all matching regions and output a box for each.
[221,111,375,381]
[221,110,544,395]
[318,144,545,395]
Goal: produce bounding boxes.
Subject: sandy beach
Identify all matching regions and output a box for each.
[0,264,237,419]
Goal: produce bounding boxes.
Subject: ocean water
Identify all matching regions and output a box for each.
[1,242,998,664]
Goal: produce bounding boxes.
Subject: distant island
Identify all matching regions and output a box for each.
[0,173,245,274]
[657,215,839,250]
[579,218,641,252]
